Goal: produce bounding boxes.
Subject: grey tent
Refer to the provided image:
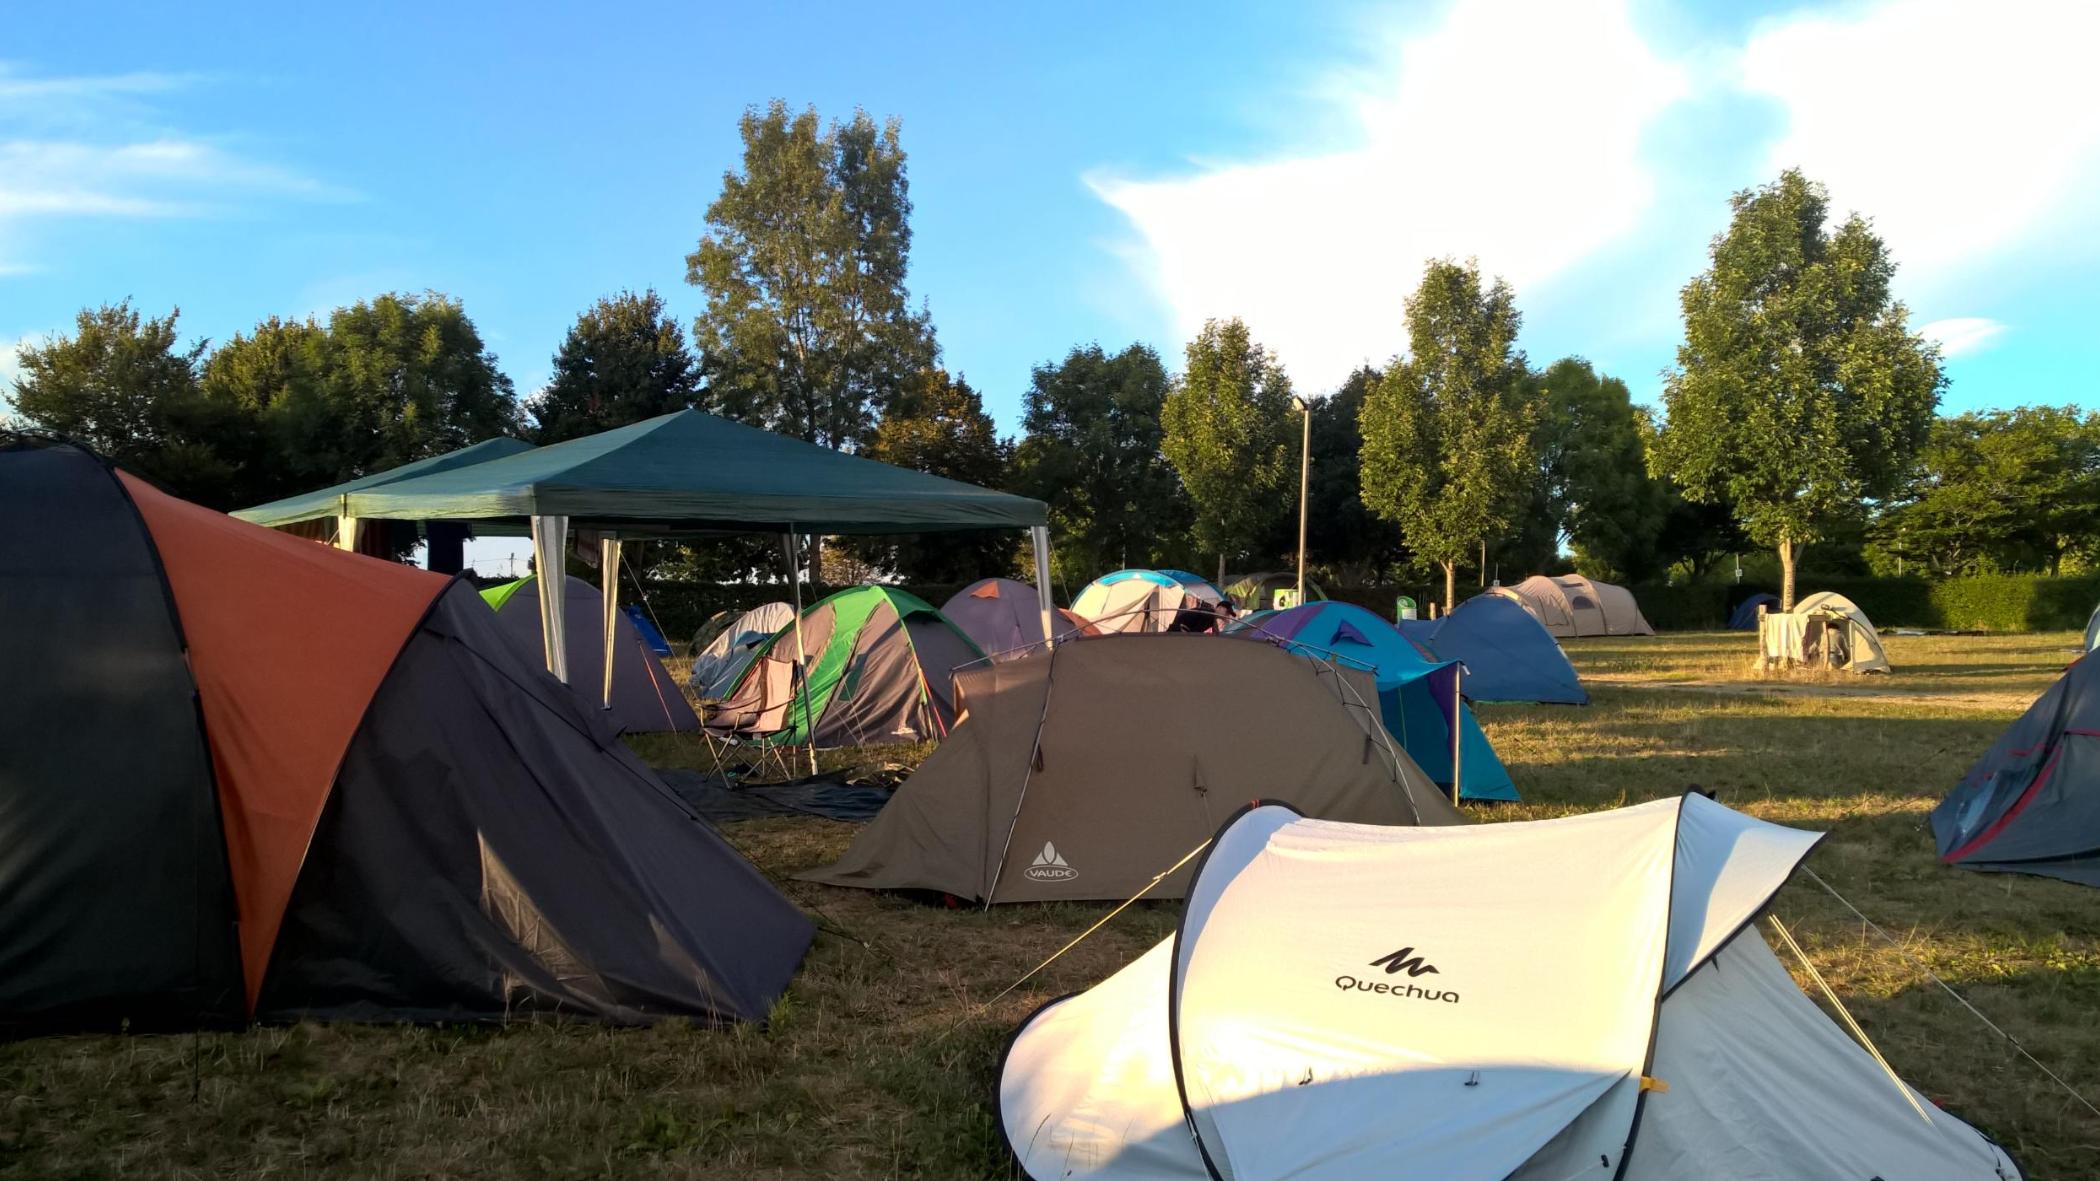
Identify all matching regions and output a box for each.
[481,575,702,733]
[1933,649,2100,886]
[1492,574,1655,637]
[2084,601,2100,651]
[690,601,795,698]
[1759,591,1891,674]
[801,634,1462,904]
[941,578,1093,660]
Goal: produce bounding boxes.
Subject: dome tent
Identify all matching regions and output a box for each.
[1000,793,2019,1181]
[1072,569,1232,634]
[1730,591,1780,630]
[1395,594,1588,705]
[802,634,1460,904]
[689,601,795,698]
[0,438,811,1034]
[1232,601,1516,802]
[1760,591,1891,674]
[1491,573,1655,637]
[1933,649,2100,886]
[941,578,1093,660]
[481,575,702,733]
[718,586,982,748]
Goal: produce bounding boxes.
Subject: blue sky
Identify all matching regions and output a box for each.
[5,0,2097,438]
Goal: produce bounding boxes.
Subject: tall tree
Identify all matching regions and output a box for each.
[687,101,933,450]
[199,315,342,500]
[855,367,1013,581]
[1528,357,1672,581]
[1359,260,1535,609]
[323,292,520,472]
[1010,343,1192,583]
[1655,169,1943,608]
[1301,366,1405,581]
[530,290,700,444]
[1160,318,1296,581]
[1871,407,2100,575]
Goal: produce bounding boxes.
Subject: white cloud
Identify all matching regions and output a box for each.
[1090,0,1687,393]
[1919,316,2008,358]
[1740,0,2100,277]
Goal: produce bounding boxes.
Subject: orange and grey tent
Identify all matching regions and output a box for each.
[0,437,811,1034]
[940,578,1093,661]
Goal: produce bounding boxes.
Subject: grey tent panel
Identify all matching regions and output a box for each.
[1934,650,2100,887]
[488,575,701,734]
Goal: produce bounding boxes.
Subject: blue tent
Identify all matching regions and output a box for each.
[1728,593,1779,631]
[1236,602,1518,802]
[1397,595,1588,705]
[623,604,673,655]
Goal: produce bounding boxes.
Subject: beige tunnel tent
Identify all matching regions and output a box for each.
[801,633,1461,904]
[1491,574,1655,637]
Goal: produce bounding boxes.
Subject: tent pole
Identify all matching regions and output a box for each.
[600,536,621,712]
[1031,525,1055,649]
[334,512,359,552]
[529,514,570,683]
[784,529,817,777]
[1450,663,1463,806]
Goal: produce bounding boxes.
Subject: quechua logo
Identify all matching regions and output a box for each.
[1024,841,1076,882]
[1334,945,1459,1004]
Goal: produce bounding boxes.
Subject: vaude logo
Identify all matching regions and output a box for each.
[1334,946,1460,1004]
[1024,841,1077,882]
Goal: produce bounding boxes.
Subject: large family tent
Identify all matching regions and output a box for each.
[1932,650,2100,886]
[1492,573,1655,638]
[1000,793,2020,1181]
[941,578,1093,660]
[480,575,702,733]
[1729,591,1780,630]
[717,586,981,747]
[1072,569,1232,634]
[0,438,812,1034]
[689,601,795,698]
[1397,594,1588,705]
[1222,571,1325,613]
[1760,591,1891,674]
[1233,602,1515,801]
[802,634,1462,904]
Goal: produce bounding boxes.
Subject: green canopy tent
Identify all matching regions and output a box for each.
[241,410,1053,761]
[232,438,537,569]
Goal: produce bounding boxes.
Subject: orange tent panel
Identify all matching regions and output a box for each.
[119,474,447,1010]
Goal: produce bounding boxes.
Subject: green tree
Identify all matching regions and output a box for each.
[1301,366,1405,581]
[199,315,343,500]
[1359,260,1535,609]
[1871,407,2100,575]
[854,367,1013,582]
[1655,170,1943,609]
[1160,319,1296,581]
[323,292,520,472]
[687,101,933,450]
[1527,357,1672,581]
[1010,343,1192,583]
[530,290,700,444]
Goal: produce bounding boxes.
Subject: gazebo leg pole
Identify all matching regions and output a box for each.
[529,514,570,684]
[784,530,817,778]
[600,536,621,712]
[1031,525,1055,650]
[334,513,360,553]
[1450,663,1464,806]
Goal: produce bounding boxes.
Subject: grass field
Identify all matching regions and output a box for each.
[5,631,2098,1179]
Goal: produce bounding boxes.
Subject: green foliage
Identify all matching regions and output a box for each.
[1871,406,2100,576]
[1009,343,1192,585]
[1656,170,1943,606]
[1302,366,1406,582]
[322,292,520,473]
[687,101,933,450]
[851,368,1015,582]
[1359,260,1535,604]
[1160,318,1295,573]
[530,290,699,444]
[1524,358,1673,581]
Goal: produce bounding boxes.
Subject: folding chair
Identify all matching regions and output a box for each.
[701,655,803,782]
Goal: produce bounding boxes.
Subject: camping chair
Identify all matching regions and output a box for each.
[701,656,803,782]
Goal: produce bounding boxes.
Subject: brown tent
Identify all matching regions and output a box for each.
[800,634,1462,904]
[1491,574,1654,638]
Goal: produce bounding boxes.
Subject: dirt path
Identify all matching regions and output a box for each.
[1582,674,2037,712]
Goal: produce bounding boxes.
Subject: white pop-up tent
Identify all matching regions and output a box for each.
[999,794,2020,1181]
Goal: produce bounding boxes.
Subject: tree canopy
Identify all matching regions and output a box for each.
[853,367,1014,582]
[1654,169,1943,608]
[1359,260,1535,607]
[1871,406,2100,576]
[687,101,933,450]
[1528,357,1673,581]
[530,290,700,444]
[1301,366,1405,582]
[1160,318,1295,579]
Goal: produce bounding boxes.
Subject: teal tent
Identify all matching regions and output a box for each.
[232,437,538,531]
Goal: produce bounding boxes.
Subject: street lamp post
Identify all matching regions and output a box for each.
[1293,395,1312,607]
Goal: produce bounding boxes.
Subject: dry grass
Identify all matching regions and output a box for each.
[5,632,2098,1178]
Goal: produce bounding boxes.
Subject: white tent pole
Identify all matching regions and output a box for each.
[600,536,621,711]
[334,512,359,552]
[1031,525,1055,649]
[529,514,570,683]
[784,529,817,777]
[1450,663,1464,806]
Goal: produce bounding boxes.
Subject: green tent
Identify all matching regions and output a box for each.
[717,587,984,748]
[232,437,538,530]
